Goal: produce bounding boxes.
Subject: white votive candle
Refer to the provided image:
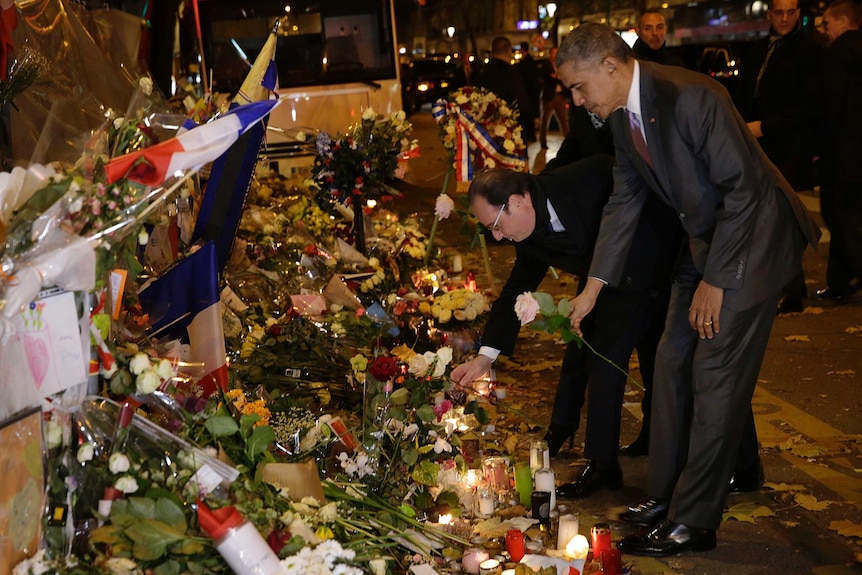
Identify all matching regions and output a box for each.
[557,513,580,551]
[534,467,556,510]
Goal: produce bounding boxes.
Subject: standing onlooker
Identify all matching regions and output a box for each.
[539,47,571,148]
[475,37,535,144]
[515,42,542,144]
[557,23,820,556]
[739,0,822,313]
[632,11,685,67]
[818,0,862,300]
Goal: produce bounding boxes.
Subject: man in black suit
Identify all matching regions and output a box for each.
[476,37,535,143]
[451,156,682,497]
[818,0,862,299]
[557,23,820,556]
[739,0,822,313]
[539,47,572,148]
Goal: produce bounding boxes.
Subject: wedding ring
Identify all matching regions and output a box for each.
[705,321,713,326]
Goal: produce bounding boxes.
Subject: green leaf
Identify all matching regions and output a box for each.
[154,498,186,532]
[170,539,206,555]
[556,298,571,317]
[401,446,419,466]
[474,406,490,425]
[126,518,186,560]
[389,406,408,421]
[153,559,182,575]
[128,497,157,520]
[108,499,135,528]
[532,292,556,317]
[547,314,569,331]
[204,415,239,438]
[559,327,578,344]
[415,404,436,422]
[390,387,410,406]
[246,425,276,460]
[530,317,550,332]
[240,414,262,438]
[399,504,416,518]
[411,460,440,486]
[436,489,461,511]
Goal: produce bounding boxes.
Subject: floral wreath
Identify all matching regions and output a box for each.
[433,86,527,183]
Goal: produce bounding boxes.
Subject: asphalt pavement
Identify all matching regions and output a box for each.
[400,109,862,574]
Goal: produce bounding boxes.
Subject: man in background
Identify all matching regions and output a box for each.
[539,47,571,148]
[739,0,822,313]
[817,0,862,300]
[515,42,542,144]
[476,37,535,143]
[633,11,685,67]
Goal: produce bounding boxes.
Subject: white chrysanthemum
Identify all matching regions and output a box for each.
[109,453,131,474]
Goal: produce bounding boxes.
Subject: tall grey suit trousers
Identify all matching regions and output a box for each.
[648,252,781,530]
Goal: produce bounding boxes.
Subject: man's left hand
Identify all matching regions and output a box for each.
[689,280,724,339]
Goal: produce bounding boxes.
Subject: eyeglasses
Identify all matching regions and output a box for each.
[490,202,507,231]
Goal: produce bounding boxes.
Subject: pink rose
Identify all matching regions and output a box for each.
[514,292,540,326]
[435,193,455,219]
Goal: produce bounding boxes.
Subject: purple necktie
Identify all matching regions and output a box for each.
[627,110,653,169]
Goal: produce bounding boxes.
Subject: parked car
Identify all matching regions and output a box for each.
[401,58,463,115]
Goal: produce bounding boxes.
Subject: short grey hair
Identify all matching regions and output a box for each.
[556,23,632,70]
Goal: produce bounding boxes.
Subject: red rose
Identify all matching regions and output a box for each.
[369,356,398,381]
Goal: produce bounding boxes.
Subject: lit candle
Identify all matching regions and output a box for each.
[565,534,590,559]
[557,513,580,552]
[473,379,491,395]
[462,547,490,574]
[478,484,496,517]
[463,469,481,488]
[492,383,507,399]
[452,254,463,273]
[478,558,501,575]
[482,456,510,492]
[534,467,556,510]
[438,513,453,525]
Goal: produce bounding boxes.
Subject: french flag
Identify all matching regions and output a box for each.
[104,99,280,186]
[137,241,227,397]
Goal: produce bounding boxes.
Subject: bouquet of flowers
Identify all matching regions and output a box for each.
[433,86,526,179]
[431,288,488,325]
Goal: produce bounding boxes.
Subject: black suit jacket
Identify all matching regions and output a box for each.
[592,61,820,312]
[475,59,534,133]
[481,154,682,355]
[821,29,862,183]
[738,27,822,189]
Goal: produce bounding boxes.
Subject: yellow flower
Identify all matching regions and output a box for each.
[315,525,334,540]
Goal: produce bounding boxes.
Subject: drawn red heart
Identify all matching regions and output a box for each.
[24,335,49,389]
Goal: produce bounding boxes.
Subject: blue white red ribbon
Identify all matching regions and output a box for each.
[432,98,527,182]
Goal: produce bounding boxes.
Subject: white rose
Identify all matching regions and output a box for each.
[114,475,139,494]
[108,453,131,474]
[113,117,125,130]
[44,420,63,450]
[455,94,469,105]
[435,193,455,219]
[139,77,154,96]
[136,370,160,395]
[77,442,95,463]
[433,436,452,454]
[361,107,376,121]
[369,559,388,575]
[408,354,430,376]
[128,352,151,375]
[156,359,175,381]
[436,347,454,367]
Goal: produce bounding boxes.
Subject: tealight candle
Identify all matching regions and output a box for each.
[462,547,490,574]
[557,513,580,551]
[565,534,590,559]
[463,468,482,488]
[478,558,502,575]
[478,484,496,518]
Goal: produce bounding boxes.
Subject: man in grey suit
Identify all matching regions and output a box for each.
[556,23,820,556]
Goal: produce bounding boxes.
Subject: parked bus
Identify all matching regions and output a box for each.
[197,0,403,169]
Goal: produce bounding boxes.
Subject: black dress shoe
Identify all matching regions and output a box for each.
[728,461,765,495]
[776,297,803,315]
[619,433,649,457]
[544,422,577,457]
[556,461,623,499]
[619,496,669,527]
[815,286,857,301]
[617,519,716,557]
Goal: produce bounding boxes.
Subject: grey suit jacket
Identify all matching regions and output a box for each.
[589,61,820,311]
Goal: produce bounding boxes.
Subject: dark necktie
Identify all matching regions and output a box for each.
[627,110,653,169]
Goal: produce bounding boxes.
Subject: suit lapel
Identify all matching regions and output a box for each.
[638,63,674,200]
